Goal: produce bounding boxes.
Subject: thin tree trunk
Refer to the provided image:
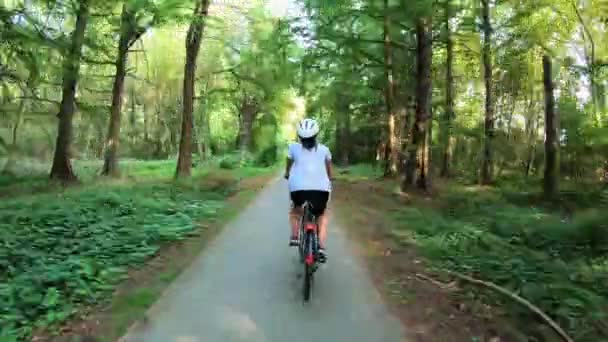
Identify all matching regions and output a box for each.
[336,108,344,164]
[193,107,204,161]
[143,102,149,142]
[527,111,541,178]
[130,87,137,146]
[480,0,494,185]
[497,91,516,178]
[49,0,89,182]
[201,97,212,159]
[176,0,210,178]
[11,104,22,146]
[402,17,432,191]
[399,95,414,172]
[198,81,211,160]
[344,101,351,165]
[572,3,600,127]
[383,0,398,176]
[395,103,408,171]
[102,4,132,177]
[523,92,536,177]
[335,96,351,166]
[441,0,455,178]
[2,98,25,175]
[543,54,559,199]
[154,103,163,158]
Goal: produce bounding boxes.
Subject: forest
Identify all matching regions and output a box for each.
[1,0,608,341]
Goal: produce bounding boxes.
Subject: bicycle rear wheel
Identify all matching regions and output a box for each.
[302,231,314,302]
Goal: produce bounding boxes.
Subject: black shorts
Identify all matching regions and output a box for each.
[290,190,330,217]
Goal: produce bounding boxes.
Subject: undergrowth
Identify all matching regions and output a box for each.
[390,184,608,341]
[0,163,247,340]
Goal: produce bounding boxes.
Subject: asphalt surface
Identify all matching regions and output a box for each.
[119,179,405,342]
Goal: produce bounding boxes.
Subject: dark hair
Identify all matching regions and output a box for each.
[300,135,317,150]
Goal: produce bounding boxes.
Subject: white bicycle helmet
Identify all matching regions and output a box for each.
[297,118,319,138]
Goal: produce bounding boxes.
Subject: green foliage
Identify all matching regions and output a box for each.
[0,169,236,339]
[218,152,255,169]
[218,145,281,169]
[252,113,279,166]
[390,184,608,341]
[254,145,278,167]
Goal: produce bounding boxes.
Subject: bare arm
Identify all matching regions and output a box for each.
[326,159,333,180]
[284,157,293,179]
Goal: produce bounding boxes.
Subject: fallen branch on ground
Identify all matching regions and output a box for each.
[415,273,457,290]
[443,270,574,342]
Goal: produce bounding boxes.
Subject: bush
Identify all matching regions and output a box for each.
[254,145,278,167]
[218,152,255,169]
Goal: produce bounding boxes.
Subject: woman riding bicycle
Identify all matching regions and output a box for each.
[284,118,333,263]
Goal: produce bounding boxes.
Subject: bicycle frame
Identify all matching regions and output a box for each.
[300,201,319,265]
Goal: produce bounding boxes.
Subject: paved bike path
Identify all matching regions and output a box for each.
[120,179,405,342]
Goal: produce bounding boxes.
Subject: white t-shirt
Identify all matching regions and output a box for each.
[287,142,332,192]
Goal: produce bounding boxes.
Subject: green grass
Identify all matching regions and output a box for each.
[108,287,158,338]
[0,158,277,340]
[336,163,384,182]
[388,182,608,341]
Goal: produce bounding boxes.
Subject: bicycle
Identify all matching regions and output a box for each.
[296,200,321,302]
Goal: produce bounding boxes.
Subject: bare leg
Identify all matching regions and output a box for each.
[317,211,328,248]
[289,207,302,238]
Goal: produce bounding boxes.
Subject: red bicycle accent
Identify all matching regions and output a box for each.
[305,222,317,231]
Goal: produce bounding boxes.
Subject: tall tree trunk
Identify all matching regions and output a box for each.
[480,0,494,185]
[102,4,132,177]
[383,0,398,176]
[402,17,432,191]
[49,0,89,182]
[176,0,210,178]
[543,54,559,199]
[440,0,455,178]
[238,96,257,152]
